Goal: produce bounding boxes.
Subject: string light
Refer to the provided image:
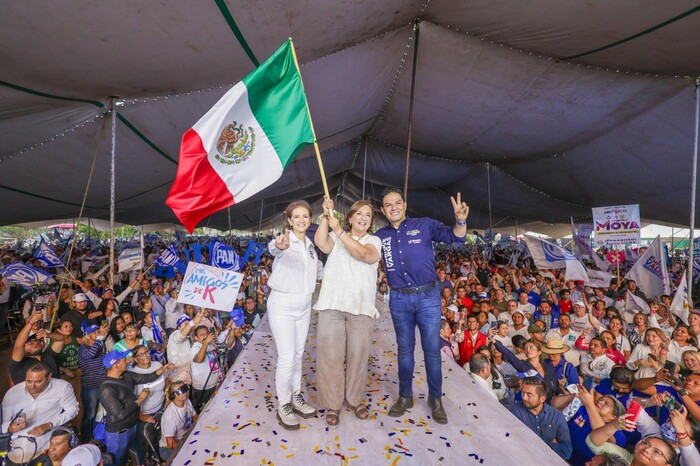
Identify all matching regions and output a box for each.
[436,21,693,80]
[1,110,108,163]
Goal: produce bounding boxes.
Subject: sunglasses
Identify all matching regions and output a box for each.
[134,352,149,358]
[172,385,190,397]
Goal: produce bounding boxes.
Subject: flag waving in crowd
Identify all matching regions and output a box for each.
[167,39,316,232]
[522,235,589,284]
[624,235,671,298]
[33,237,64,267]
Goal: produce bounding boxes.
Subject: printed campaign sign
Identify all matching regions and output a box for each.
[177,262,243,312]
[592,205,641,245]
[578,224,593,239]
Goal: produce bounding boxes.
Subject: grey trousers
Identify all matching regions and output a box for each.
[316,310,375,410]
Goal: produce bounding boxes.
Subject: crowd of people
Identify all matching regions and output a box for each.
[2,186,700,465]
[438,248,700,464]
[0,240,271,465]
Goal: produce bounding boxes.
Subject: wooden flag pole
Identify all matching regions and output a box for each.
[289,38,330,199]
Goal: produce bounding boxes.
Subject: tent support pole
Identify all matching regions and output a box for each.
[487,162,493,249]
[403,22,420,202]
[109,97,117,289]
[688,79,700,308]
[227,206,233,245]
[258,199,264,233]
[362,137,368,200]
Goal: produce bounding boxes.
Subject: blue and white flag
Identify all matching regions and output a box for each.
[624,235,671,298]
[0,262,53,289]
[243,241,266,265]
[522,235,589,283]
[670,269,691,324]
[210,240,240,271]
[33,238,64,267]
[155,243,186,274]
[151,312,163,344]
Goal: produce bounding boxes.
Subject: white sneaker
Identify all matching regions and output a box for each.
[277,403,300,430]
[291,391,317,418]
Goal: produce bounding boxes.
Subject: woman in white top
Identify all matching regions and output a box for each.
[627,328,668,379]
[267,200,323,431]
[666,324,698,365]
[314,197,381,426]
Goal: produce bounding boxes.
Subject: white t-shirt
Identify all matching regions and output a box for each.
[167,329,191,368]
[314,233,382,318]
[160,400,197,448]
[569,313,598,334]
[508,325,530,339]
[130,362,165,415]
[493,334,514,352]
[190,342,220,390]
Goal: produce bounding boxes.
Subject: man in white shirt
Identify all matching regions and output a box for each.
[545,313,581,366]
[516,291,536,317]
[508,310,530,339]
[1,361,79,464]
[468,352,500,400]
[569,301,599,335]
[579,337,615,383]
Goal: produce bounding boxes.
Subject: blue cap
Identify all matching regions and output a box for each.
[176,315,191,327]
[103,349,131,369]
[83,324,100,336]
[229,306,245,327]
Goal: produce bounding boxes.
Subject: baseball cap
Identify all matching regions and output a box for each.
[63,444,102,466]
[230,306,245,327]
[237,292,246,300]
[72,293,88,303]
[511,309,525,316]
[572,300,585,308]
[176,315,192,327]
[153,280,163,287]
[447,304,458,313]
[103,349,131,369]
[103,287,113,293]
[83,324,100,336]
[478,292,489,299]
[527,323,544,334]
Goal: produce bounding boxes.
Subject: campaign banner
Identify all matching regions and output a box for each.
[178,262,243,312]
[578,224,593,239]
[592,204,641,245]
[118,247,143,272]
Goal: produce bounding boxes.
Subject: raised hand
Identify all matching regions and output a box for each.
[450,192,469,222]
[322,195,334,214]
[275,229,290,250]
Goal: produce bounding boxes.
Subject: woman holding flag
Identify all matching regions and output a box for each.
[267,200,323,430]
[313,196,381,426]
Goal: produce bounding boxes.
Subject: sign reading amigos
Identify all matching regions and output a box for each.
[177,262,244,312]
[592,204,641,245]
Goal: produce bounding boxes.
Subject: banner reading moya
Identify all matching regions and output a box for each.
[177,262,244,312]
[592,204,641,245]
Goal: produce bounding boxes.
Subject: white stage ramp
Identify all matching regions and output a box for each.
[172,307,567,465]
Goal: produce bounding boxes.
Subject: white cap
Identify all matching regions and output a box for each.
[237,292,246,300]
[63,444,102,466]
[573,300,585,307]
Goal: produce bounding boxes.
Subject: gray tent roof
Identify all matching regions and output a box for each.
[2,1,699,231]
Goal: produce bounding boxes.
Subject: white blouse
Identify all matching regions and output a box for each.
[268,233,323,295]
[314,232,382,318]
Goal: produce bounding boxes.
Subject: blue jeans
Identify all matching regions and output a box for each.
[80,385,100,442]
[105,424,137,466]
[389,285,442,399]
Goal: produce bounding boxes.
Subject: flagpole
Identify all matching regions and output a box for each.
[688,79,700,308]
[289,39,330,199]
[403,22,421,202]
[109,97,117,290]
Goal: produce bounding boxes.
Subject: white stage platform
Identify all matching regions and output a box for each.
[172,307,567,465]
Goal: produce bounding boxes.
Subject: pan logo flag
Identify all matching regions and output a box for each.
[0,262,53,289]
[166,39,315,233]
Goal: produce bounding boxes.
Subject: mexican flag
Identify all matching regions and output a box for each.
[167,40,315,232]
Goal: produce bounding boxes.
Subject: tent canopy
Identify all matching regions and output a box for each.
[2,1,699,232]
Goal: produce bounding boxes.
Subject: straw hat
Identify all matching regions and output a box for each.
[540,337,570,354]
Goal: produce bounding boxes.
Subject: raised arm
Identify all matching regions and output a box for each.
[314,196,335,255]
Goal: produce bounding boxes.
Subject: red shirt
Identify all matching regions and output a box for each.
[560,299,572,314]
[457,296,474,313]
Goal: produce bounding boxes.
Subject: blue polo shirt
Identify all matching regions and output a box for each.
[508,402,572,460]
[375,217,463,289]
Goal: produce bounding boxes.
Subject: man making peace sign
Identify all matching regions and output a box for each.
[375,187,468,425]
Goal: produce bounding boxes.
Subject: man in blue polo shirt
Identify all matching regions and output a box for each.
[375,187,468,424]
